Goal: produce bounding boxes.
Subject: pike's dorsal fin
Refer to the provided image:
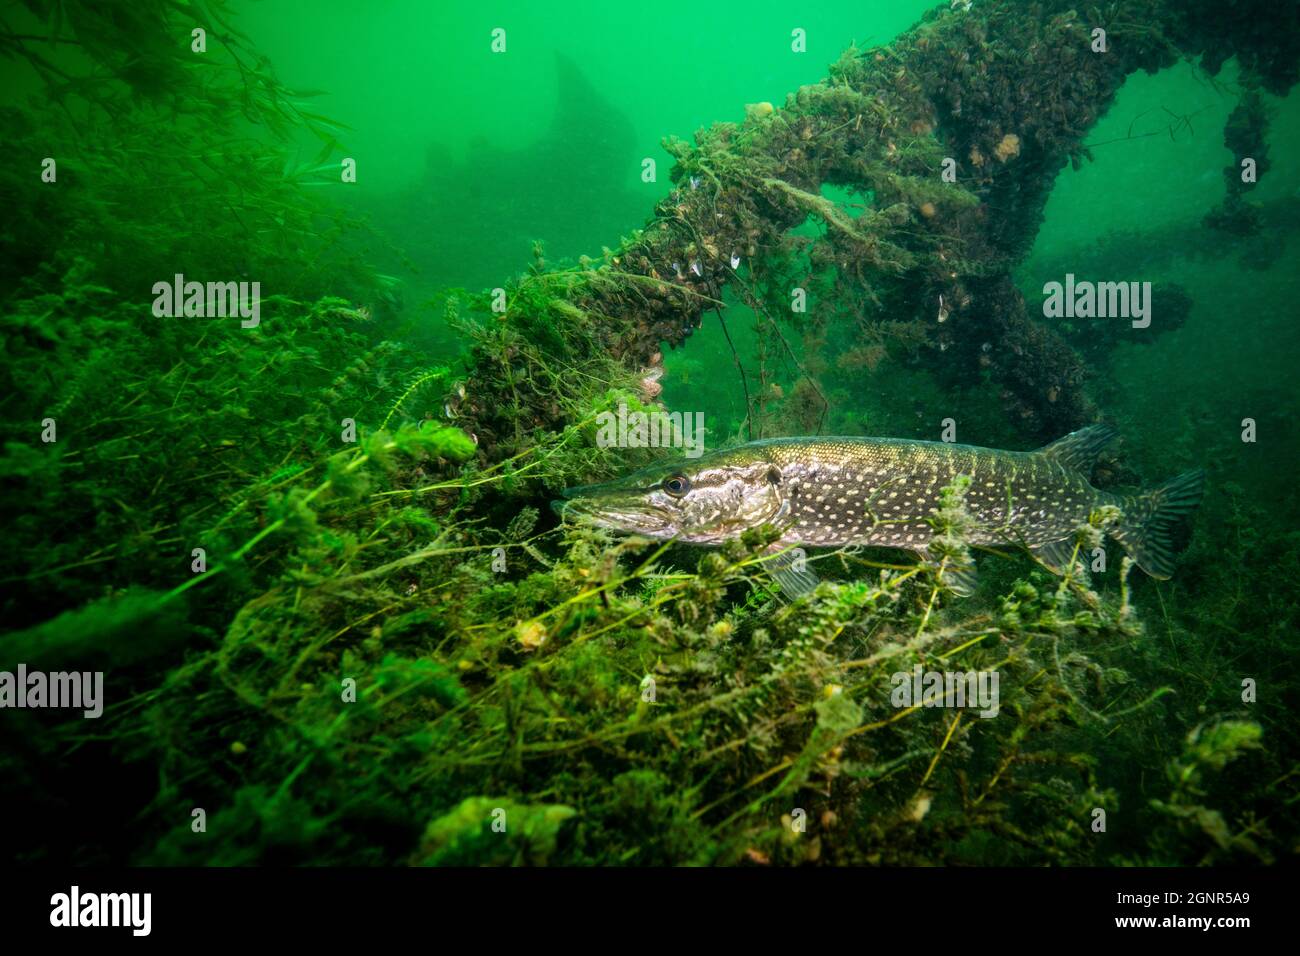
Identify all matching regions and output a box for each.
[1035,424,1118,473]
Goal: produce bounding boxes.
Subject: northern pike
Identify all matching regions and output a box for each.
[555,426,1204,597]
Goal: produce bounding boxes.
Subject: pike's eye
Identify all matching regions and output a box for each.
[663,474,691,497]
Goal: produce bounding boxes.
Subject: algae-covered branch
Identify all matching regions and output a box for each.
[461,0,1299,459]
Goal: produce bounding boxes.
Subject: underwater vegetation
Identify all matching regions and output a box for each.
[0,0,1297,868]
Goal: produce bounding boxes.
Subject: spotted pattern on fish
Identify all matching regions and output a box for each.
[767,437,1098,551]
[556,427,1204,581]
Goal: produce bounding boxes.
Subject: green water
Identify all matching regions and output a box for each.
[1,0,1296,867]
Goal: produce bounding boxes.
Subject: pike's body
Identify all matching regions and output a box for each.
[557,426,1204,595]
[744,436,1101,553]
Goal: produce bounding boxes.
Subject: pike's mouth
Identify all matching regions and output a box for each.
[552,496,674,537]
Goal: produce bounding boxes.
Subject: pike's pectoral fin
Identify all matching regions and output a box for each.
[939,562,980,597]
[762,547,820,600]
[915,549,980,597]
[1030,538,1083,575]
[1035,424,1118,473]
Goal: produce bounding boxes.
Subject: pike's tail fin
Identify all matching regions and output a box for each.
[1108,469,1205,579]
